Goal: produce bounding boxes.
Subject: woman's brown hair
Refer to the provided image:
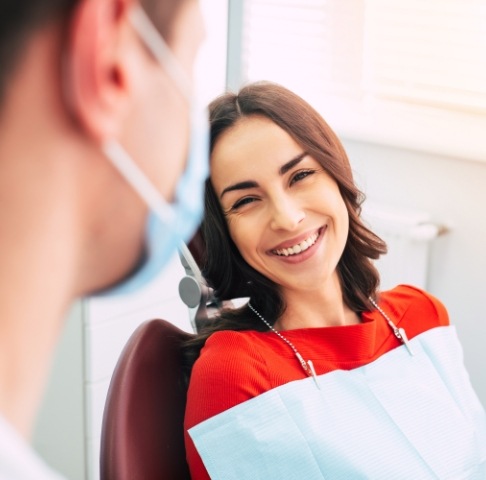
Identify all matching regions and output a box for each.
[184,82,387,371]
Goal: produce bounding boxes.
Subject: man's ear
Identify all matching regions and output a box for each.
[65,0,135,141]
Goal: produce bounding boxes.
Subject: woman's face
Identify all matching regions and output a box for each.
[210,115,349,296]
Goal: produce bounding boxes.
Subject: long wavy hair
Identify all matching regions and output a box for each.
[183,82,387,370]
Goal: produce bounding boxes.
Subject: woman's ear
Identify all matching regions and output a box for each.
[64,0,135,141]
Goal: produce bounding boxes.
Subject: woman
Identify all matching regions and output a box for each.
[184,82,486,479]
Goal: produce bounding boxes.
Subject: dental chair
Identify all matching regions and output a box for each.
[100,231,221,480]
[99,318,193,480]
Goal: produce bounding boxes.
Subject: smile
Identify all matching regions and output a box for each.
[272,231,320,257]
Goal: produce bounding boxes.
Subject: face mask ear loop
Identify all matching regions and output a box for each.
[102,139,175,223]
[128,6,193,104]
[103,6,195,223]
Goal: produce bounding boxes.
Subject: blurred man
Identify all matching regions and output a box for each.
[0,0,207,477]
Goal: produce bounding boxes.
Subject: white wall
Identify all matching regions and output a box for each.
[33,303,86,479]
[344,138,486,407]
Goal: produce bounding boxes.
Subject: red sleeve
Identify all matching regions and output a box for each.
[184,331,270,480]
[418,287,449,327]
[383,284,450,337]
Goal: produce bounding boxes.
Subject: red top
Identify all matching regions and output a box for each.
[184,285,449,479]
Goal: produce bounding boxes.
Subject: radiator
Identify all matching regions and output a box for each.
[361,201,446,291]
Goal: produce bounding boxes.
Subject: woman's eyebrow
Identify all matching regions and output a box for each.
[279,152,308,175]
[219,152,308,200]
[220,180,259,199]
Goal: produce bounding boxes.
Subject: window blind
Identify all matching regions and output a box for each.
[243,0,365,109]
[239,0,486,160]
[363,0,486,113]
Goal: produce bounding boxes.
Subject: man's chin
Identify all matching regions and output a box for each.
[87,248,148,297]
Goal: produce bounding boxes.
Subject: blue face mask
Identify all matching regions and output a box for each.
[95,6,209,297]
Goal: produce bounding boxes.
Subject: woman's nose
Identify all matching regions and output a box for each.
[269,196,305,231]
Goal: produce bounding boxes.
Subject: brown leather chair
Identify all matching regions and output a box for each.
[100,319,194,480]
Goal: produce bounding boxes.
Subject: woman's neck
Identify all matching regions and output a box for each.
[276,276,360,331]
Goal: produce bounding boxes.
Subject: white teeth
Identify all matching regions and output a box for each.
[273,232,319,257]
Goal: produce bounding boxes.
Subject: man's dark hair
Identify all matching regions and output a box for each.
[0,1,77,102]
[0,0,185,104]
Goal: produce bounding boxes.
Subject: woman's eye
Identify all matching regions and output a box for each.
[231,197,257,210]
[291,169,315,185]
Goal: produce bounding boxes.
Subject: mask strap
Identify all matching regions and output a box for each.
[129,6,193,103]
[102,140,175,223]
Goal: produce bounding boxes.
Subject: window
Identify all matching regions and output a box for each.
[196,0,228,106]
[231,0,486,161]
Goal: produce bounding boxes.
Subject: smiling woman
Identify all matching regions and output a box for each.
[183,82,486,480]
[201,82,386,315]
[211,115,351,323]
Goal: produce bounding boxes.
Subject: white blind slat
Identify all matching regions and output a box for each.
[243,0,364,104]
[242,0,486,113]
[364,0,486,112]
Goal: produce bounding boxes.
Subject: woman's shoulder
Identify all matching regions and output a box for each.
[199,329,265,361]
[189,329,271,397]
[186,329,272,429]
[380,284,449,329]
